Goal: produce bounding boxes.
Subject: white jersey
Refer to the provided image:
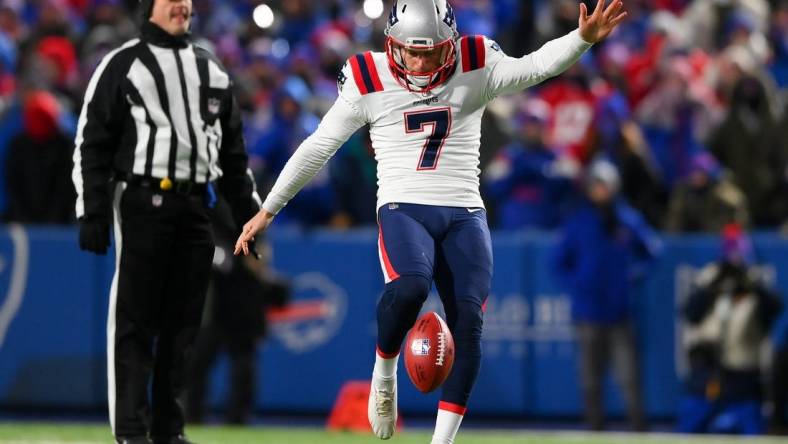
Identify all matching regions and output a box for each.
[261,30,592,214]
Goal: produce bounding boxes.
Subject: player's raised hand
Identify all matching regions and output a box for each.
[234,209,275,256]
[579,0,628,43]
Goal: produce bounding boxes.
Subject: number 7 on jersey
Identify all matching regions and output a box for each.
[405,107,452,170]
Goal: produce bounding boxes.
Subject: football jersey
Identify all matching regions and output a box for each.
[261,30,592,215]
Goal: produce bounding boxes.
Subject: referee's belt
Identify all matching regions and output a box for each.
[121,174,208,196]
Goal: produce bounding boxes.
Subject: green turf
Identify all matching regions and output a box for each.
[0,423,786,444]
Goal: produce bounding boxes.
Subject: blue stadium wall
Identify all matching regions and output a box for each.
[0,225,787,420]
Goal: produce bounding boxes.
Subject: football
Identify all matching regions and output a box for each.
[404,311,455,393]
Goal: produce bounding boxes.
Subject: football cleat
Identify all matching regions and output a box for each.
[368,372,398,439]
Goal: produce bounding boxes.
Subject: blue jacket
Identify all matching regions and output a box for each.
[551,199,661,324]
[484,143,573,230]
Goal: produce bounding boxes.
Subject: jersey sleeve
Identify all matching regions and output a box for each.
[484,30,593,100]
[335,54,382,119]
[260,93,367,215]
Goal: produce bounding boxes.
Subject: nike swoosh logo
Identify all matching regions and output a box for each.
[467,208,483,213]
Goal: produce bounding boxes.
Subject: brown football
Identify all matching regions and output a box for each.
[404,311,455,393]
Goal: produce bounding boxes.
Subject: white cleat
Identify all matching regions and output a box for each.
[368,372,397,439]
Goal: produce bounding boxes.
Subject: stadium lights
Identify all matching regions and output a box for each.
[363,0,384,20]
[253,4,275,29]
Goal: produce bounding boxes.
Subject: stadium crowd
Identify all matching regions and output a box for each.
[1,0,788,435]
[1,0,788,231]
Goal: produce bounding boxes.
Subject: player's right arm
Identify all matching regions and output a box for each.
[235,60,368,255]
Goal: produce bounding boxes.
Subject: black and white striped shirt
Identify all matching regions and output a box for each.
[72,22,260,221]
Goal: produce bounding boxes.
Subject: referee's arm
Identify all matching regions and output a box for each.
[72,53,126,221]
[217,86,262,229]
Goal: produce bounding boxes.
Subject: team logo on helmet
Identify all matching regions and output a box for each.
[388,1,400,27]
[443,2,455,28]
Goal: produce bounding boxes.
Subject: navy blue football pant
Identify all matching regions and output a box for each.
[376,203,492,411]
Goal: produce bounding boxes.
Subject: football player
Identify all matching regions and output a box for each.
[235,1,626,442]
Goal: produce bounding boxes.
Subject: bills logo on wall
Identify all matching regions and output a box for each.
[0,225,29,349]
[267,272,347,354]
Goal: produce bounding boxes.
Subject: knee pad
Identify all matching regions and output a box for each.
[379,274,432,311]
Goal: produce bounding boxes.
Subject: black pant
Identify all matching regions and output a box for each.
[109,183,214,439]
[186,323,258,424]
[575,322,646,431]
[773,346,788,431]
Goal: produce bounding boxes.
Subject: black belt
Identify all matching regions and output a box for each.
[120,174,208,196]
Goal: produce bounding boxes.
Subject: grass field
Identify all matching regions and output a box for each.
[0,423,786,444]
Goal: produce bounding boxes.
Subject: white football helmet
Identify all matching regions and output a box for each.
[384,0,459,93]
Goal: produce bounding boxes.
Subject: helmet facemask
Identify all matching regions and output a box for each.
[386,35,456,93]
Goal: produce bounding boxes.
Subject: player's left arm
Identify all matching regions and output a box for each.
[485,0,627,98]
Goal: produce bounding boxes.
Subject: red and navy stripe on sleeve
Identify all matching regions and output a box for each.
[460,35,486,73]
[349,51,384,95]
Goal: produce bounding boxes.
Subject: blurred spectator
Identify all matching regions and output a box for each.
[3,0,788,233]
[3,90,74,223]
[483,97,577,230]
[678,224,783,435]
[665,151,749,233]
[768,1,788,90]
[535,65,596,163]
[591,89,667,227]
[249,77,338,227]
[186,198,289,425]
[635,54,719,190]
[249,76,343,227]
[330,130,378,227]
[708,75,788,226]
[551,159,661,431]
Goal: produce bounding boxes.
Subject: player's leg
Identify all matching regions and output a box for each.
[431,208,493,444]
[110,183,173,441]
[225,331,257,424]
[150,196,214,443]
[772,345,788,432]
[370,203,437,439]
[576,322,608,430]
[610,323,646,431]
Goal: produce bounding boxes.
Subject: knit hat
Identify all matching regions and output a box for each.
[586,159,621,195]
[23,90,60,142]
[721,223,754,265]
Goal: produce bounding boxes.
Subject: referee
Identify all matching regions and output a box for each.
[72,1,261,443]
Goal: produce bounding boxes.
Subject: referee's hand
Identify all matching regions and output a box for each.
[235,209,275,256]
[79,216,111,255]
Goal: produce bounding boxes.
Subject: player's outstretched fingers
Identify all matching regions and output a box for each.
[595,0,605,17]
